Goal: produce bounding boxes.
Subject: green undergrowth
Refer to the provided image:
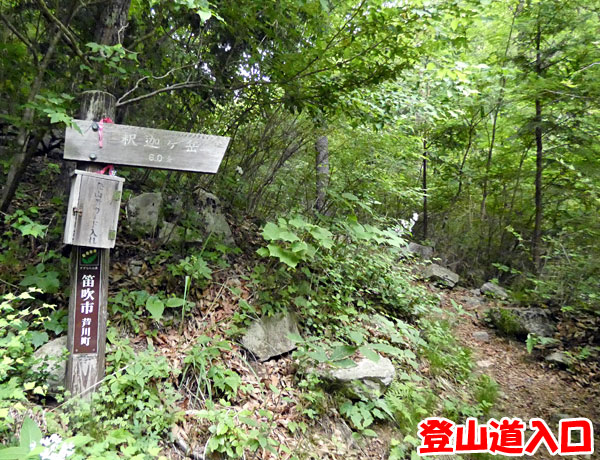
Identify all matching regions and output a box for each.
[0,212,498,459]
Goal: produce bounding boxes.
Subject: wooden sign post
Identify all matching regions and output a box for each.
[64,91,229,399]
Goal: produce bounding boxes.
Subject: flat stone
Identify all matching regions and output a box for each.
[476,359,493,368]
[329,357,396,400]
[32,336,67,393]
[129,259,144,276]
[472,331,490,342]
[481,282,509,299]
[241,312,300,361]
[421,263,460,288]
[545,351,573,368]
[127,192,162,233]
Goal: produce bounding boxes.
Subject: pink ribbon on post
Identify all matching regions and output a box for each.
[96,117,116,175]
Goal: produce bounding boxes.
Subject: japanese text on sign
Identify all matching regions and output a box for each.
[73,249,101,353]
[417,417,594,456]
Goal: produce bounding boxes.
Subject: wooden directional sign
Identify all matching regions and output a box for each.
[64,119,230,173]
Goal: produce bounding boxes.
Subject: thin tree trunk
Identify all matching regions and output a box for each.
[532,97,543,271]
[0,9,67,212]
[479,7,517,220]
[532,22,543,272]
[315,135,329,213]
[422,139,428,240]
[480,111,498,219]
[454,121,475,203]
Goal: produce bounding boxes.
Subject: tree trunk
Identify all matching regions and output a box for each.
[94,0,131,45]
[422,139,428,240]
[315,135,329,213]
[532,22,543,272]
[480,110,498,219]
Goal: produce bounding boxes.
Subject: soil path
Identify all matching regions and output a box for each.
[437,286,599,459]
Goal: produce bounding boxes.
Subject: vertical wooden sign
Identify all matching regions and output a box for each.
[73,248,101,353]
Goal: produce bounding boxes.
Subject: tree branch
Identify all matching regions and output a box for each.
[36,0,92,69]
[0,13,38,64]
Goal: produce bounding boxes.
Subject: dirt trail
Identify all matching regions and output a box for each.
[437,287,599,459]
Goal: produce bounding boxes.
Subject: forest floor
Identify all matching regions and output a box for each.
[436,286,600,459]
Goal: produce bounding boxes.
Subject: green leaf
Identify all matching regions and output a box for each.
[287,332,304,343]
[359,345,380,362]
[267,244,301,268]
[307,348,328,363]
[348,330,364,345]
[165,297,186,308]
[332,358,356,368]
[19,417,42,451]
[0,447,28,460]
[262,222,283,241]
[29,331,48,349]
[330,345,356,362]
[309,227,334,249]
[145,296,164,320]
[67,435,93,447]
[198,9,211,22]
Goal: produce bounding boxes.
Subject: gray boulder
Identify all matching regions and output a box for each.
[127,192,162,233]
[241,312,300,361]
[407,243,433,259]
[32,336,68,393]
[481,282,509,299]
[328,358,396,400]
[195,190,235,245]
[421,263,460,288]
[472,331,490,342]
[486,307,556,339]
[515,308,556,338]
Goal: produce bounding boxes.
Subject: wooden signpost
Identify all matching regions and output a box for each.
[64,91,229,399]
[64,119,229,173]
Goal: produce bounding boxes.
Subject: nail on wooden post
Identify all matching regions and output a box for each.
[65,90,115,400]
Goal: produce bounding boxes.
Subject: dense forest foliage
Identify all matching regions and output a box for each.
[3,0,599,308]
[1,0,599,458]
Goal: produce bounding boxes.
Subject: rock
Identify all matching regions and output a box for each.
[407,242,434,259]
[421,263,460,288]
[469,288,482,296]
[195,190,235,245]
[241,312,300,361]
[481,282,509,299]
[329,357,396,400]
[458,292,485,309]
[545,351,573,368]
[486,307,556,340]
[127,192,162,233]
[32,336,67,393]
[129,259,144,276]
[476,359,493,369]
[515,308,556,338]
[472,331,490,342]
[158,221,185,244]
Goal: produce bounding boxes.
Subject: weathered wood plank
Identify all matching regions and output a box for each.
[64,119,230,173]
[66,246,108,399]
[64,171,124,249]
